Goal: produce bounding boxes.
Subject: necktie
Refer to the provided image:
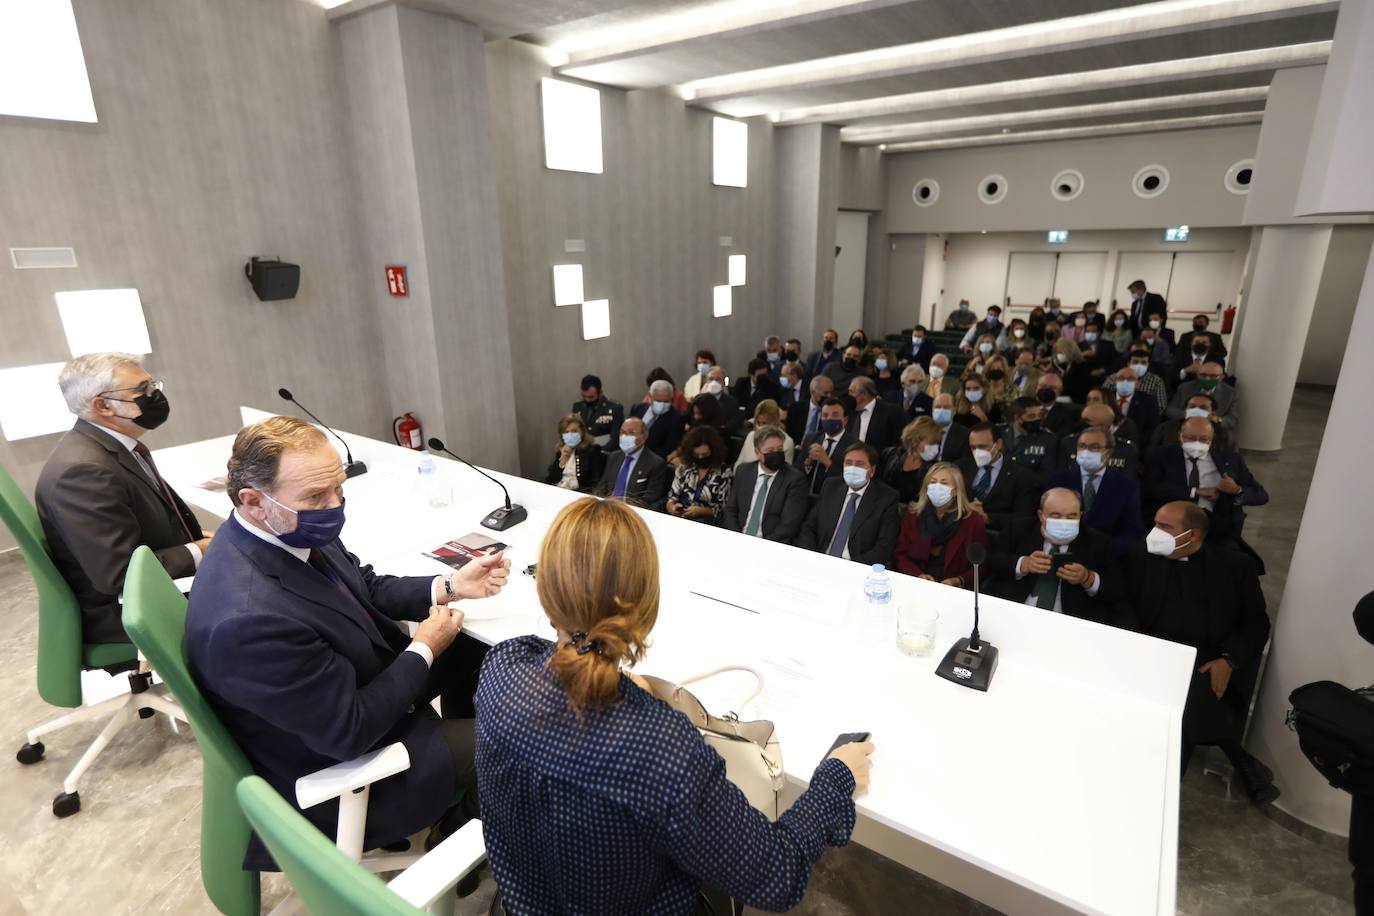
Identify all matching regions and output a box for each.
[744,473,772,537]
[308,549,372,622]
[1119,396,1128,415]
[973,466,991,501]
[1083,474,1098,513]
[131,441,196,543]
[613,454,635,498]
[805,404,820,436]
[812,438,836,488]
[1188,457,1200,491]
[827,492,860,557]
[1033,546,1060,610]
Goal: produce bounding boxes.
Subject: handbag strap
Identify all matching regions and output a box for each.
[676,665,765,712]
[640,674,776,748]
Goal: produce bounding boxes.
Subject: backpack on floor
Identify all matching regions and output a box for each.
[1288,681,1374,795]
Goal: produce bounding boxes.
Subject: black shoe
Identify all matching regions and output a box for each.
[425,804,475,852]
[1233,751,1281,807]
[379,838,411,853]
[455,866,481,898]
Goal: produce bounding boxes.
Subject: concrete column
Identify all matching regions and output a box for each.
[773,124,838,344]
[1230,224,1331,451]
[920,233,945,325]
[1250,244,1374,834]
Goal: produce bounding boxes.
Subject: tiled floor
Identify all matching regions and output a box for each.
[0,386,1350,915]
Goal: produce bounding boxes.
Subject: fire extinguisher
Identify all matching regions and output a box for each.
[1221,304,1237,334]
[393,412,423,450]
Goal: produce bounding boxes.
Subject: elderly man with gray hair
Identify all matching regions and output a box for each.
[629,378,687,458]
[34,352,210,643]
[847,374,906,452]
[886,363,933,421]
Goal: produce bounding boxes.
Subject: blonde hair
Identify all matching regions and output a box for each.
[226,416,328,507]
[752,398,781,427]
[901,416,941,452]
[911,461,973,519]
[557,413,590,448]
[540,498,660,715]
[1053,337,1083,365]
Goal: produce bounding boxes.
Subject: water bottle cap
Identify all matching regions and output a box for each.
[419,458,435,472]
[871,564,885,572]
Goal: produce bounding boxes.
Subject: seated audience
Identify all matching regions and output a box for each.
[1106,365,1160,443]
[897,324,937,370]
[1169,328,1226,393]
[1105,346,1168,414]
[543,414,605,492]
[666,426,733,524]
[866,345,900,398]
[879,416,942,507]
[1044,426,1143,554]
[797,443,900,566]
[572,374,625,448]
[686,392,729,440]
[848,376,905,452]
[925,353,961,398]
[704,365,744,434]
[683,349,716,400]
[1076,324,1119,382]
[964,333,1000,376]
[958,422,1041,536]
[986,487,1128,627]
[37,353,211,644]
[789,374,834,445]
[1105,308,1133,353]
[893,462,989,588]
[476,498,871,915]
[1052,338,1094,403]
[777,360,807,420]
[804,328,842,378]
[1065,402,1141,479]
[954,376,1002,427]
[945,298,977,331]
[640,367,690,414]
[736,399,796,469]
[931,392,970,462]
[847,329,869,351]
[1127,281,1167,335]
[1003,396,1059,481]
[1009,349,1041,398]
[1166,362,1238,432]
[1143,417,1268,552]
[959,305,1005,352]
[1177,313,1228,363]
[783,338,804,365]
[823,344,864,395]
[1126,501,1276,804]
[795,397,856,496]
[886,364,933,421]
[1001,317,1031,358]
[593,418,669,512]
[187,416,508,867]
[1143,310,1176,350]
[723,426,810,542]
[732,358,781,414]
[1035,321,1063,365]
[630,379,688,458]
[1036,373,1082,437]
[1147,392,1235,458]
[760,335,786,380]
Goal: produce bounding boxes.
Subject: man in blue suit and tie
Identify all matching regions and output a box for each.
[186,416,510,869]
[1044,426,1143,555]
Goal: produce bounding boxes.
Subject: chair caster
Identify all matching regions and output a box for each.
[16,742,45,765]
[137,707,155,719]
[52,791,80,818]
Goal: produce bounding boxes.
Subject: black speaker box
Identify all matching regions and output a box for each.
[245,257,300,301]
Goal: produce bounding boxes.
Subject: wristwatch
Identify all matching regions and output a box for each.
[443,575,456,602]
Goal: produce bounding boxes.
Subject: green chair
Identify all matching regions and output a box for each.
[236,776,485,916]
[122,546,424,915]
[0,460,183,817]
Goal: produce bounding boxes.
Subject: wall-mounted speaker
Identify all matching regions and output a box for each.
[1050,169,1085,202]
[912,178,940,207]
[1132,164,1171,199]
[245,257,300,301]
[978,174,1008,205]
[1224,159,1255,195]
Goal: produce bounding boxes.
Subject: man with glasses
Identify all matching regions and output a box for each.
[1043,426,1143,555]
[35,352,211,643]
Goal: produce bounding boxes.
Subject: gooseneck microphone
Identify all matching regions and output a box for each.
[935,541,999,691]
[278,388,368,478]
[427,437,527,531]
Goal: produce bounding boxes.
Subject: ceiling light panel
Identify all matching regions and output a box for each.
[880,110,1263,153]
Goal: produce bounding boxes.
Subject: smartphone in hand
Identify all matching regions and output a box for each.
[827,731,871,755]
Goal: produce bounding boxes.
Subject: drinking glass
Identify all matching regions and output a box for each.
[896,604,939,657]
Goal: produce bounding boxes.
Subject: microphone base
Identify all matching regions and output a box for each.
[481,504,527,531]
[344,460,369,479]
[934,637,999,692]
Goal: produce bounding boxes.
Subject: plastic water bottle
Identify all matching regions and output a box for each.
[863,564,893,607]
[418,457,450,508]
[859,564,894,645]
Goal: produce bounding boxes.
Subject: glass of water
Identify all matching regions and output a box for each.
[896,604,939,657]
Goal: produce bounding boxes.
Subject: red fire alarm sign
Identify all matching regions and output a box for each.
[385,265,408,297]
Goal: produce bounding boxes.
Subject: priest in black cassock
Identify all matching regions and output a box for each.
[1126,500,1277,805]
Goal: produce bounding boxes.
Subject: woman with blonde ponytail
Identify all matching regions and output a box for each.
[475,497,872,915]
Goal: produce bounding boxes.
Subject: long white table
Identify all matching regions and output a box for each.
[154,410,1195,916]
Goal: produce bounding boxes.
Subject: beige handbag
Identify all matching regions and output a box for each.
[642,666,785,821]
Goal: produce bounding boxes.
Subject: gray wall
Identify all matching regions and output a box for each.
[0,0,387,550]
[1300,225,1374,385]
[485,40,780,478]
[773,123,838,349]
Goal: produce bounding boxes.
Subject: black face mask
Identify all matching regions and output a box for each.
[842,357,858,371]
[986,369,1006,382]
[761,451,786,471]
[1194,326,1207,335]
[1021,419,1042,435]
[849,337,866,349]
[1192,346,1209,357]
[784,350,799,361]
[1037,388,1057,405]
[694,454,713,468]
[120,389,171,430]
[822,340,835,352]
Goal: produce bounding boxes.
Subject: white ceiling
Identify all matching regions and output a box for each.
[342,0,1339,150]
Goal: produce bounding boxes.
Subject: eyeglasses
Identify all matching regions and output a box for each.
[99,379,163,400]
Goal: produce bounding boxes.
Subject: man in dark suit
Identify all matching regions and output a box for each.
[885,365,933,421]
[593,417,669,512]
[1166,364,1238,434]
[35,353,211,644]
[847,376,905,453]
[1177,314,1228,363]
[896,324,938,371]
[186,416,510,868]
[1126,280,1167,335]
[796,443,900,566]
[1108,366,1160,444]
[777,361,807,426]
[794,397,856,496]
[803,329,841,379]
[731,358,782,414]
[787,375,834,446]
[629,380,686,458]
[1126,500,1276,803]
[1003,397,1059,481]
[1146,392,1235,459]
[702,366,745,436]
[986,487,1128,627]
[1169,334,1227,397]
[931,393,970,462]
[1036,375,1082,436]
[957,423,1041,536]
[1060,402,1142,479]
[1044,427,1143,555]
[1143,417,1268,549]
[723,426,810,543]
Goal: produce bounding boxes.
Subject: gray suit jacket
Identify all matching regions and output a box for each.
[1166,381,1239,431]
[35,420,202,643]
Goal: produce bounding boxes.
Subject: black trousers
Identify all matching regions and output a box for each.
[1352,794,1374,915]
[424,633,489,820]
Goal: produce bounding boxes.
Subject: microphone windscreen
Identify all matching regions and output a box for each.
[967,542,986,566]
[426,437,445,452]
[277,388,293,400]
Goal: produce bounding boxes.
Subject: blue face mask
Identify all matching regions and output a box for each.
[1115,380,1136,397]
[875,358,888,371]
[978,342,994,354]
[842,466,869,489]
[926,482,953,507]
[619,434,639,452]
[262,492,346,549]
[562,431,582,447]
[1044,517,1079,542]
[966,389,984,403]
[1130,362,1148,378]
[767,351,781,363]
[1083,331,1099,344]
[650,400,671,415]
[1076,450,1104,472]
[821,418,845,435]
[779,376,791,390]
[932,407,952,426]
[912,335,924,345]
[696,362,710,375]
[986,315,999,325]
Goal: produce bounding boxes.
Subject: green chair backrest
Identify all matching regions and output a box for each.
[123,546,260,916]
[236,776,423,916]
[0,461,84,708]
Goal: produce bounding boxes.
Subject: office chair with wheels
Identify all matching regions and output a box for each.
[0,460,184,817]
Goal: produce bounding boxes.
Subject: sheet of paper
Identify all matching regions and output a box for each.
[748,574,852,627]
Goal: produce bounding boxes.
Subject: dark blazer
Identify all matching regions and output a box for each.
[1130,291,1167,333]
[1177,330,1228,361]
[849,398,905,453]
[804,347,839,379]
[1004,426,1059,481]
[35,419,203,644]
[186,514,446,869]
[884,387,933,423]
[956,457,1042,534]
[1056,434,1141,480]
[722,463,810,544]
[937,421,970,463]
[1043,467,1143,555]
[986,520,1129,627]
[893,509,989,587]
[1118,392,1160,443]
[629,403,687,458]
[896,338,938,371]
[794,429,858,495]
[1078,339,1120,377]
[796,477,900,567]
[731,376,781,414]
[542,444,606,493]
[1142,445,1269,544]
[1146,417,1235,459]
[593,447,670,512]
[1042,400,1083,437]
[785,397,820,446]
[570,397,624,447]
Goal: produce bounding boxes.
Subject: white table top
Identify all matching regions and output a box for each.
[154,411,1195,916]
